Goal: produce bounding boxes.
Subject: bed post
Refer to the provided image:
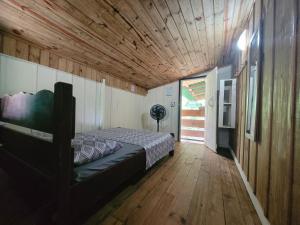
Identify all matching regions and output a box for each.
[52,82,74,225]
[169,133,175,156]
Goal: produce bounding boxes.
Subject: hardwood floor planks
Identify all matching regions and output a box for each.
[0,143,260,225]
[84,142,261,225]
[228,161,261,225]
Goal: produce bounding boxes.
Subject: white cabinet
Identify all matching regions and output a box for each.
[218,79,236,128]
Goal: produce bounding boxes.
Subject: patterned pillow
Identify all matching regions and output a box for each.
[72,133,123,166]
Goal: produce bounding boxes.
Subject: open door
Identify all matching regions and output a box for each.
[205,68,218,151]
[180,77,206,143]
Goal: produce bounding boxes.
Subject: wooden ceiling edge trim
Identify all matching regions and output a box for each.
[0,30,148,96]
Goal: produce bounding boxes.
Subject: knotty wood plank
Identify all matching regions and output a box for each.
[0,31,148,95]
[49,53,59,69]
[255,0,274,214]
[223,0,235,57]
[138,0,187,68]
[164,0,200,67]
[73,0,177,80]
[189,0,209,66]
[60,0,171,83]
[160,146,203,225]
[84,143,260,225]
[0,1,154,88]
[268,0,297,224]
[73,62,80,76]
[243,139,250,179]
[152,0,193,68]
[229,161,261,225]
[201,0,215,66]
[115,150,189,225]
[239,67,248,168]
[235,75,241,158]
[214,0,225,65]
[58,57,67,72]
[110,0,183,70]
[3,35,16,56]
[0,32,3,52]
[0,0,253,89]
[40,50,50,66]
[220,156,245,225]
[292,1,300,224]
[237,75,243,163]
[66,60,74,74]
[248,141,257,192]
[28,45,40,63]
[111,144,184,222]
[202,151,226,225]
[16,40,29,60]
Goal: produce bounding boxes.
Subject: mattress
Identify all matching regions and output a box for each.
[73,142,144,182]
[83,128,175,169]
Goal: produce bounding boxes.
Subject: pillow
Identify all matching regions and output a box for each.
[72,133,123,166]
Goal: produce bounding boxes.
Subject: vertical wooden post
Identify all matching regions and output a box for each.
[53,82,74,225]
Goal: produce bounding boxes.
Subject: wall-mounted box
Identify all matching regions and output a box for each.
[218,79,236,128]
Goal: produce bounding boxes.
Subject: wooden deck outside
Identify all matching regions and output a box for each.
[181,108,205,141]
[85,143,261,225]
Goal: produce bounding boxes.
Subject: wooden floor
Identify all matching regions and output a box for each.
[84,142,261,225]
[0,142,260,225]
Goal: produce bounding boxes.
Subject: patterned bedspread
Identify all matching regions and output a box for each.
[85,128,175,169]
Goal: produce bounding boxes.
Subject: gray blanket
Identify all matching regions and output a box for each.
[84,128,175,169]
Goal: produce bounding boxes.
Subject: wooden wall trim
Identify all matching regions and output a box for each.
[0,31,147,96]
[230,149,271,225]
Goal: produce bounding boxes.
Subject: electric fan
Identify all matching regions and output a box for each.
[150,104,166,132]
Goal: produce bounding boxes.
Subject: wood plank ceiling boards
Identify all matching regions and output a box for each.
[0,0,254,90]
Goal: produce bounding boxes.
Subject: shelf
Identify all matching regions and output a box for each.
[218,78,236,129]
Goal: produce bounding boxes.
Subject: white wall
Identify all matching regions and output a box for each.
[0,54,143,132]
[142,81,179,139]
[103,86,144,130]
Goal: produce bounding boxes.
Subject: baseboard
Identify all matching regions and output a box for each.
[230,149,270,225]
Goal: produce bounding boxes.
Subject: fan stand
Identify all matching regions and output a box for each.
[157,119,160,132]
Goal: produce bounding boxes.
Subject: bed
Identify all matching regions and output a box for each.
[0,82,175,225]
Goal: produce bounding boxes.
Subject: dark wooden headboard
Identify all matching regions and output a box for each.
[0,84,75,136]
[0,82,75,179]
[0,89,55,133]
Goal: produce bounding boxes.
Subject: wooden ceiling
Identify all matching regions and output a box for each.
[0,0,253,89]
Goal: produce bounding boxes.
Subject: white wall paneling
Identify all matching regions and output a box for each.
[0,55,7,97]
[143,81,179,139]
[1,55,37,95]
[96,80,105,129]
[109,87,144,130]
[0,53,144,132]
[84,79,97,132]
[0,54,103,133]
[56,70,72,84]
[73,75,85,133]
[37,65,56,92]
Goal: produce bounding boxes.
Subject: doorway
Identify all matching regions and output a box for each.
[179,77,206,143]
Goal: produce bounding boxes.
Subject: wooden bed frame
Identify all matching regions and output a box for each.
[0,82,174,225]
